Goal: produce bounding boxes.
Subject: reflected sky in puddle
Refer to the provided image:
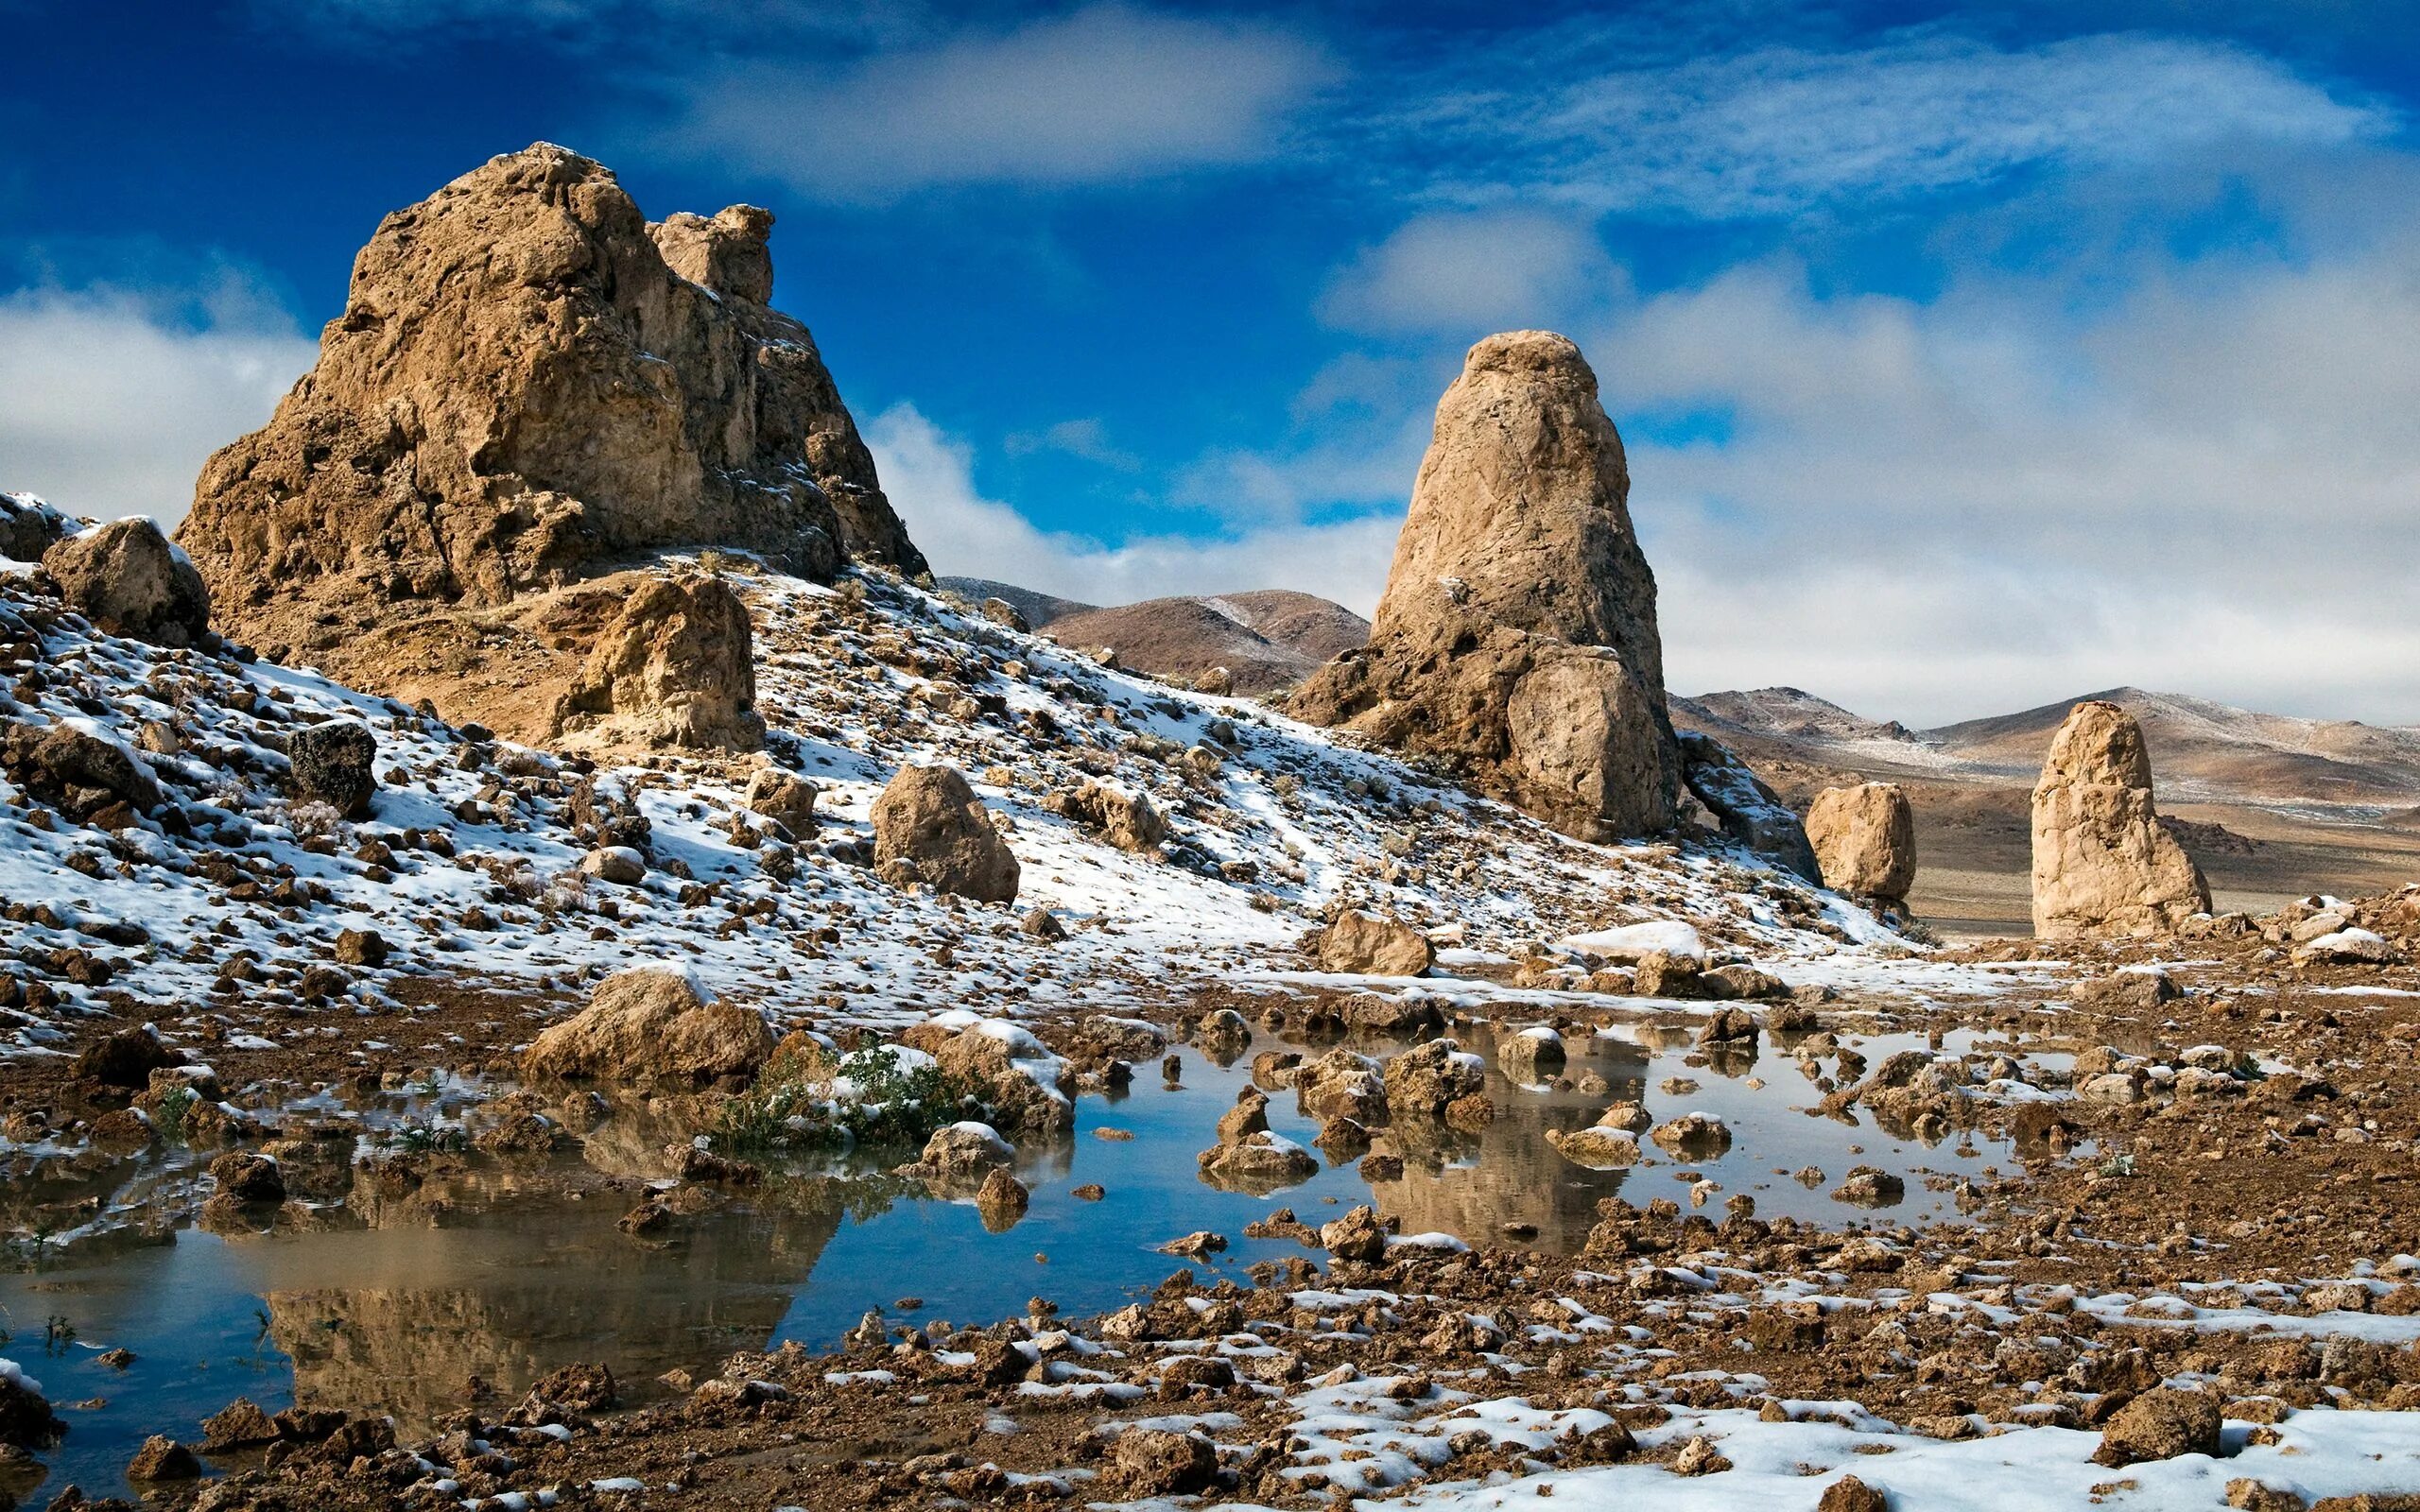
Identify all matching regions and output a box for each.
[0,1015,2074,1501]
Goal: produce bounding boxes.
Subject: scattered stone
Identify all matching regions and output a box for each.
[1499,1027,1566,1084]
[579,846,648,885]
[1315,910,1435,976]
[1320,1205,1389,1263]
[873,765,1020,903]
[921,1121,1015,1181]
[521,968,775,1086]
[287,718,378,817]
[200,1398,278,1450]
[976,1167,1030,1231]
[126,1434,200,1481]
[72,1025,175,1089]
[743,767,821,834]
[2094,1387,2222,1467]
[209,1150,285,1204]
[1198,1129,1319,1194]
[554,572,765,751]
[1046,780,1167,851]
[1113,1426,1218,1496]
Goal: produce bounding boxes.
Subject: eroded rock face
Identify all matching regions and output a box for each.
[43,518,211,646]
[551,573,762,751]
[872,765,1020,903]
[2031,701,2211,939]
[1806,782,1917,902]
[522,968,774,1087]
[1291,332,1680,840]
[177,143,923,692]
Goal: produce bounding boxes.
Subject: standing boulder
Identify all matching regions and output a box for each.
[1291,332,1681,841]
[744,768,821,835]
[1806,782,1917,903]
[42,518,212,646]
[1678,733,1819,882]
[1314,910,1435,976]
[2031,702,2211,939]
[872,765,1020,903]
[1046,780,1167,852]
[552,573,763,751]
[287,719,377,817]
[522,968,774,1086]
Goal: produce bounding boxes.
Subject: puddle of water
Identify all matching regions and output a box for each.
[0,1015,2076,1499]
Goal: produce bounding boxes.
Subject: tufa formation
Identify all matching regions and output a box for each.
[175,144,923,740]
[1292,332,1680,840]
[2031,700,2212,938]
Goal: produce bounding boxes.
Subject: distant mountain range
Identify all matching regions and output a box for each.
[942,576,2420,816]
[1673,684,2420,813]
[938,578,1369,695]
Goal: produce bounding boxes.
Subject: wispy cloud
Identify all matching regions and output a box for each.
[1004,417,1143,472]
[1317,209,1624,336]
[649,5,1333,201]
[0,268,314,524]
[1391,30,2394,219]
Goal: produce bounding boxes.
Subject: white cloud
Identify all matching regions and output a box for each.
[1403,31,2392,219]
[653,5,1332,200]
[1318,209,1624,335]
[0,279,315,524]
[866,403,1397,613]
[1589,242,2420,725]
[1003,417,1142,472]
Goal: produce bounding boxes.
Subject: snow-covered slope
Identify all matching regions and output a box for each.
[0,556,1892,1064]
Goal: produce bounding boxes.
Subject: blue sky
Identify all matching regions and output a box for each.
[6,0,2419,724]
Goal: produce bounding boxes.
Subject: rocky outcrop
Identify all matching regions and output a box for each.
[872,765,1020,903]
[2031,701,2212,939]
[42,518,211,646]
[176,144,922,713]
[550,572,762,751]
[522,968,774,1087]
[1806,782,1917,902]
[1291,332,1680,840]
[1678,733,1819,881]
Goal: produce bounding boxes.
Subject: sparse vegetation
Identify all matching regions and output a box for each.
[711,1040,981,1154]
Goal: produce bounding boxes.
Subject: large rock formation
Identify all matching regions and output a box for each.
[1806,782,1917,903]
[1291,332,1680,840]
[175,144,923,727]
[2031,701,2212,938]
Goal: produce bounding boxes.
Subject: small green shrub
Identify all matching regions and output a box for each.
[711,1042,980,1155]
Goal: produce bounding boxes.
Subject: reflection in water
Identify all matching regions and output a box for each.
[1,1013,2070,1500]
[1374,1027,1651,1254]
[264,1164,849,1431]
